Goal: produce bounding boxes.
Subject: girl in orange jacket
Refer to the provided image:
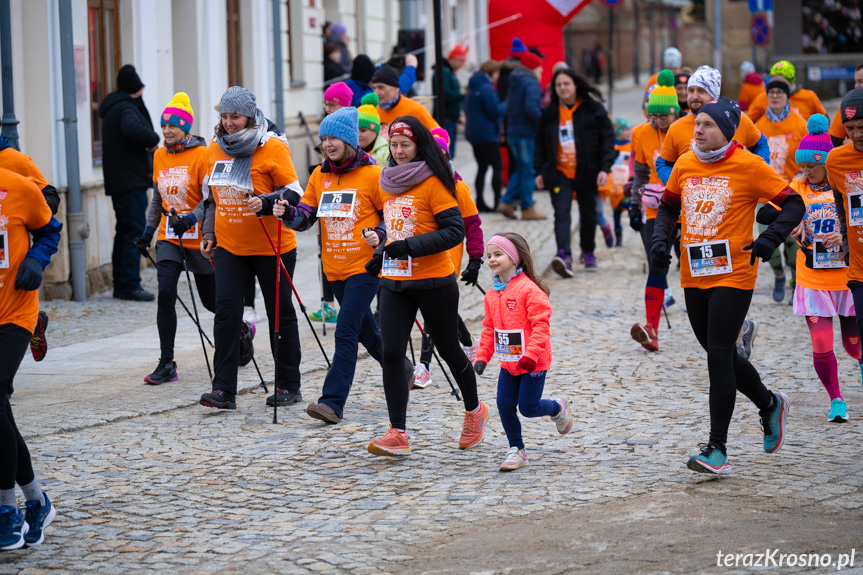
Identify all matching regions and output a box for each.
[473,232,573,471]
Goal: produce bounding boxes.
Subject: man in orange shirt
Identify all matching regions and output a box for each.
[827,64,863,146]
[737,60,764,113]
[371,65,439,139]
[746,60,826,123]
[645,47,683,93]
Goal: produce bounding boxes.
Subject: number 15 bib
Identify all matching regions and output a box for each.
[687,239,732,277]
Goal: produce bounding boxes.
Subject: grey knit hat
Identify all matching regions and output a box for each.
[220,86,257,117]
[841,87,863,124]
[688,65,722,101]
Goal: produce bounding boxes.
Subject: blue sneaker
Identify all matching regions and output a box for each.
[828,398,848,423]
[23,493,55,546]
[0,506,28,551]
[772,274,786,302]
[687,443,731,474]
[760,391,789,453]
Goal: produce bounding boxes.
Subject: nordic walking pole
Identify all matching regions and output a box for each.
[318,224,327,337]
[253,206,332,369]
[413,318,461,402]
[141,249,213,348]
[273,215,282,424]
[171,209,213,380]
[475,283,486,296]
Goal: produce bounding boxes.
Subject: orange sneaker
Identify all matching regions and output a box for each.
[459,400,489,449]
[630,323,659,352]
[367,427,410,456]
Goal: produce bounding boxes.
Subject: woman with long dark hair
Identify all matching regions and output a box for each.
[365,115,489,456]
[534,68,617,274]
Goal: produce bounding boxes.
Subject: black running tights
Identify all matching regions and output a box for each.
[0,324,35,490]
[378,281,479,430]
[684,287,773,448]
[156,260,216,360]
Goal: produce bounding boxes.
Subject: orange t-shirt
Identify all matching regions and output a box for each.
[597,141,631,202]
[301,163,384,281]
[0,167,52,331]
[826,143,863,283]
[207,137,299,256]
[379,176,458,281]
[660,112,763,164]
[754,112,808,182]
[791,178,848,292]
[555,101,579,180]
[739,81,766,112]
[377,96,440,141]
[447,180,478,273]
[633,123,668,220]
[645,72,659,93]
[665,147,789,290]
[829,107,847,141]
[152,145,209,245]
[748,89,826,123]
[0,148,49,190]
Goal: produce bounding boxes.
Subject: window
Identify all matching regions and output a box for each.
[227,0,243,86]
[88,0,120,166]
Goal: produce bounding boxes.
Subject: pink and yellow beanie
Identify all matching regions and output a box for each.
[161,92,194,134]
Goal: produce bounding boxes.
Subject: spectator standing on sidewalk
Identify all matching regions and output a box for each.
[534,68,616,275]
[326,23,352,76]
[465,60,506,212]
[432,45,467,158]
[99,64,160,301]
[497,52,546,221]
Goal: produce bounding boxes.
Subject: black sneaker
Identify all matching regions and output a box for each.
[239,321,255,367]
[113,288,155,302]
[266,389,302,407]
[200,389,236,410]
[144,358,178,385]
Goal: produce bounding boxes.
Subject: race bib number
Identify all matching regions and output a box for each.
[495,329,524,362]
[209,160,234,186]
[813,239,846,269]
[382,254,411,277]
[686,239,732,277]
[316,191,357,218]
[165,218,199,240]
[848,191,863,226]
[0,230,7,269]
[559,119,574,150]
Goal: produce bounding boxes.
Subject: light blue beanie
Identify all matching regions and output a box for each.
[319,106,359,149]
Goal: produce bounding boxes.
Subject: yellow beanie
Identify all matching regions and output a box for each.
[162,92,194,134]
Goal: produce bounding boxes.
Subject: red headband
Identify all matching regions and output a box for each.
[389,122,416,142]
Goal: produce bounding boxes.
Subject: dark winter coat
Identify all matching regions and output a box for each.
[98,90,160,195]
[505,66,543,140]
[345,77,373,107]
[533,97,617,186]
[324,58,344,82]
[464,71,506,145]
[496,57,521,102]
[432,60,465,120]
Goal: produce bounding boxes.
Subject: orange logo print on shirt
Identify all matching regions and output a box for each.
[324,193,363,244]
[384,197,418,241]
[682,176,733,239]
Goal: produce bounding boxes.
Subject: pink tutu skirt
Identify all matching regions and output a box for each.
[793,286,856,317]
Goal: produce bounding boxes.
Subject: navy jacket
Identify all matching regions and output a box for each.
[505,66,542,140]
[98,91,160,195]
[464,71,506,145]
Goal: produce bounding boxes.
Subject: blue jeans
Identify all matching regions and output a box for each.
[445,118,458,159]
[320,273,384,418]
[111,189,148,293]
[496,369,559,449]
[500,136,535,209]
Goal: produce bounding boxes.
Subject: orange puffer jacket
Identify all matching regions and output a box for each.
[477,271,553,375]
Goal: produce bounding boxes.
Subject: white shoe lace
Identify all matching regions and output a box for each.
[502,447,525,465]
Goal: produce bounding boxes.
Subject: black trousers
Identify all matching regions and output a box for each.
[471,142,503,208]
[378,280,479,430]
[110,189,147,293]
[0,324,35,490]
[212,248,301,394]
[551,170,598,255]
[684,287,773,448]
[419,315,473,366]
[156,259,216,360]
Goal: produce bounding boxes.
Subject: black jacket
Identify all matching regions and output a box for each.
[533,98,617,186]
[99,91,160,195]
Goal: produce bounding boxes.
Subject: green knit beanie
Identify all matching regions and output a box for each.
[647,70,680,115]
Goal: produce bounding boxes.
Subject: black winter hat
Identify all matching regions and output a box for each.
[699,97,741,142]
[841,87,863,124]
[351,55,375,83]
[117,64,144,93]
[371,65,400,88]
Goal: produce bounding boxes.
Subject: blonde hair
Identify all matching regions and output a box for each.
[492,232,550,295]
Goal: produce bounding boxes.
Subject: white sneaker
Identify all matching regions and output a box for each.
[243,306,263,324]
[412,364,433,389]
[551,397,573,434]
[499,447,529,471]
[463,337,478,364]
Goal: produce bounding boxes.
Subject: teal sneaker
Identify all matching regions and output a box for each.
[828,398,848,423]
[687,443,730,474]
[0,506,28,551]
[859,363,863,388]
[760,391,789,453]
[23,493,55,547]
[308,302,338,324]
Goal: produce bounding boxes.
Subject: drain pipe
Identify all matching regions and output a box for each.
[0,0,20,149]
[272,0,284,130]
[59,0,88,301]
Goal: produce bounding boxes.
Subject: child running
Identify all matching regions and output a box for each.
[473,233,573,471]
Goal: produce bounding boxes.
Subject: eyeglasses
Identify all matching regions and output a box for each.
[767,90,786,97]
[323,101,339,111]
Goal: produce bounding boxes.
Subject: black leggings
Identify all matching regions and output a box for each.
[684,287,773,448]
[471,142,503,207]
[157,260,216,360]
[0,324,35,491]
[379,281,479,430]
[551,171,598,255]
[419,315,473,366]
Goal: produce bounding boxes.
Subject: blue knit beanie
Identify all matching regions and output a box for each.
[319,106,359,149]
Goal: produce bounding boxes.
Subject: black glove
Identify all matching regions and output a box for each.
[135,233,153,257]
[474,361,487,375]
[649,241,671,271]
[744,235,778,266]
[14,257,43,291]
[382,240,410,259]
[365,253,383,276]
[171,215,194,238]
[629,205,643,232]
[278,203,298,223]
[460,258,483,286]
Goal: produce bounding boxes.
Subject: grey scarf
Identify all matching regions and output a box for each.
[690,140,733,163]
[380,161,436,194]
[765,102,791,123]
[380,93,401,111]
[215,108,268,191]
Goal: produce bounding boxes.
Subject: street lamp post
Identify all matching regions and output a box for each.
[0,0,20,150]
